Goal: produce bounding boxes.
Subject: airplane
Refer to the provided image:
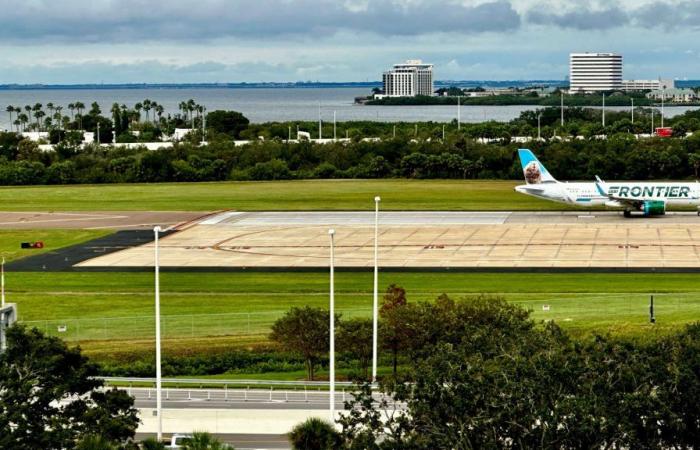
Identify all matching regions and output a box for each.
[515,148,700,217]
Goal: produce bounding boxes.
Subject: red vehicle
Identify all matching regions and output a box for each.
[655,127,673,137]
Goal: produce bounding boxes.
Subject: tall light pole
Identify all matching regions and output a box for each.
[318,102,322,140]
[1,257,5,308]
[537,114,542,140]
[651,109,655,135]
[333,110,337,141]
[328,229,336,423]
[560,91,564,127]
[457,96,461,130]
[602,93,606,127]
[661,90,665,128]
[153,226,163,441]
[631,98,634,124]
[372,196,380,383]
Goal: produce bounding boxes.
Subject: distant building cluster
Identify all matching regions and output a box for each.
[380,59,434,98]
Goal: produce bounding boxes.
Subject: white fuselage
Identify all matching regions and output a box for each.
[515,181,700,208]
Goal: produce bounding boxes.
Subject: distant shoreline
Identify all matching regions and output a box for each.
[0,80,567,91]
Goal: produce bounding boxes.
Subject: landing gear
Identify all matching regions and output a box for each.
[624,210,632,218]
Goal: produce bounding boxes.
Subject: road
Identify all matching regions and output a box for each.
[135,432,290,449]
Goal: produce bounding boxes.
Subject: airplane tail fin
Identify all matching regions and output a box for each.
[517,149,557,185]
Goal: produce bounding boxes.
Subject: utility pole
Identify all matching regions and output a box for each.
[661,91,665,128]
[442,124,445,140]
[96,122,100,145]
[560,91,564,127]
[651,109,654,135]
[631,98,634,124]
[318,102,322,140]
[457,96,461,130]
[602,93,606,127]
[372,197,380,383]
[333,111,337,141]
[153,226,163,441]
[537,114,541,140]
[328,229,336,423]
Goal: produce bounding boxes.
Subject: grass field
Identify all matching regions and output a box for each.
[8,271,700,360]
[0,180,574,211]
[0,229,111,262]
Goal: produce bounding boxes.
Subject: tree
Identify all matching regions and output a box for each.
[289,418,340,450]
[270,306,333,380]
[379,284,413,376]
[206,110,249,139]
[181,431,234,449]
[337,318,373,380]
[0,325,139,449]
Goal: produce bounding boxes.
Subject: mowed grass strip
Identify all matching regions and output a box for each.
[0,229,111,262]
[9,272,700,350]
[0,180,571,211]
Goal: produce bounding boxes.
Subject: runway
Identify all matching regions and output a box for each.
[76,211,700,270]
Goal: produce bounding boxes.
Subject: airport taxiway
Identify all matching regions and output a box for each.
[75,211,700,270]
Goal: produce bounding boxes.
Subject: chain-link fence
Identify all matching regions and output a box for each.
[21,308,372,342]
[19,293,700,343]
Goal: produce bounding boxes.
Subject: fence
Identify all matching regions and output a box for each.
[20,293,700,343]
[21,308,372,343]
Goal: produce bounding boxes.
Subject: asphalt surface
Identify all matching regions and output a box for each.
[7,229,177,271]
[127,387,389,410]
[0,211,205,229]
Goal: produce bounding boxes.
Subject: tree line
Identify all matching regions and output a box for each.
[0,106,700,185]
[269,289,700,449]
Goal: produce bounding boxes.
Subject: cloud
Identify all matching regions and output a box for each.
[527,5,628,30]
[0,0,520,43]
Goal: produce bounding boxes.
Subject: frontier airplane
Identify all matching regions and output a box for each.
[515,149,700,217]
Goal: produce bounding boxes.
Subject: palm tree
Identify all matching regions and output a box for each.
[155,104,164,124]
[134,102,142,123]
[74,101,85,129]
[5,105,14,131]
[18,113,29,132]
[142,99,152,122]
[33,110,46,131]
[54,106,63,130]
[46,102,55,125]
[150,101,159,124]
[181,432,232,449]
[288,418,340,450]
[187,99,196,129]
[68,103,75,121]
[178,101,188,124]
[13,119,20,132]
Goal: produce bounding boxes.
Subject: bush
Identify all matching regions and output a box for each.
[289,418,340,450]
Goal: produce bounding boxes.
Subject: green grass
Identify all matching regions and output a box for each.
[0,180,572,211]
[9,271,700,359]
[0,229,111,262]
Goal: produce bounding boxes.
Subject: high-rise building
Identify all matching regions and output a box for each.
[382,59,434,97]
[569,53,622,92]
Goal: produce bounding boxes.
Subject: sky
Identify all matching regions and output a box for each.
[0,0,698,84]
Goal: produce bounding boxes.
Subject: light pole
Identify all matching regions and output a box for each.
[651,108,655,135]
[318,102,322,140]
[457,96,461,130]
[560,91,564,127]
[1,257,5,308]
[602,93,606,127]
[631,98,634,124]
[153,226,163,441]
[333,110,337,141]
[328,229,336,423]
[537,114,542,140]
[661,90,665,128]
[372,196,380,383]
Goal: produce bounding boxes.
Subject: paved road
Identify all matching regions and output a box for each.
[127,387,389,410]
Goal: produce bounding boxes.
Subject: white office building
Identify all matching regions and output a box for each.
[569,53,623,92]
[622,79,675,91]
[382,59,434,97]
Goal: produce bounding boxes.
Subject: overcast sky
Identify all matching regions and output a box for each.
[0,0,698,84]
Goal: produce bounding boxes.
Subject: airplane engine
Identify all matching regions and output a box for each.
[641,200,666,216]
